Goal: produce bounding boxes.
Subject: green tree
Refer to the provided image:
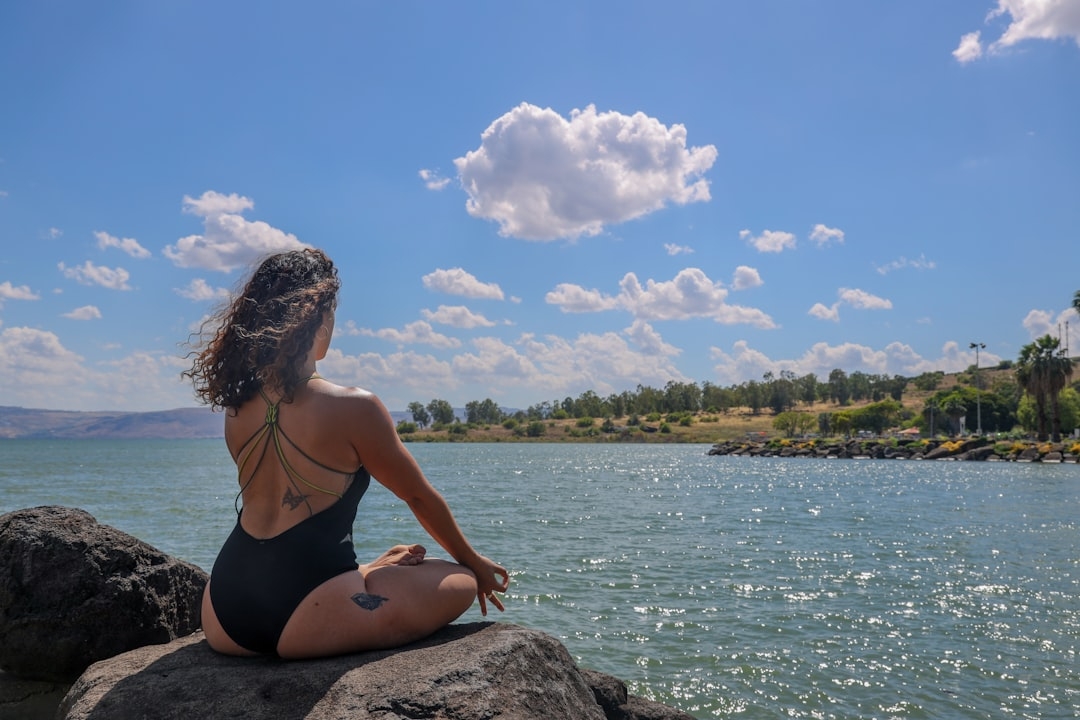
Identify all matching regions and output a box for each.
[465,398,504,424]
[828,369,850,406]
[426,398,456,426]
[942,396,967,436]
[407,401,430,428]
[1016,334,1073,441]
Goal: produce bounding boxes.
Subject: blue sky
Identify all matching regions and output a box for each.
[1,1,1078,412]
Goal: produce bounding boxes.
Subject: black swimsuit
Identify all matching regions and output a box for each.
[209,389,369,654]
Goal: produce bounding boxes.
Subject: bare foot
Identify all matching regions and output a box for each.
[361,544,426,572]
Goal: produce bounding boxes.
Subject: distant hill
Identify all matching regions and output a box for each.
[0,406,225,440]
[0,405,419,440]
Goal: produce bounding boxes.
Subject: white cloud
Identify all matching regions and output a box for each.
[454,103,717,241]
[731,266,763,291]
[838,287,893,310]
[875,254,936,275]
[740,228,796,253]
[957,0,1080,60]
[62,305,102,320]
[809,288,892,321]
[419,169,451,191]
[0,327,92,407]
[664,243,694,256]
[175,278,231,302]
[544,283,621,313]
[953,31,985,62]
[58,261,132,290]
[546,268,776,327]
[422,268,504,300]
[808,302,840,322]
[94,231,151,259]
[421,305,496,329]
[989,0,1080,50]
[319,348,459,402]
[358,320,462,349]
[47,228,63,239]
[1021,306,1079,339]
[624,319,681,357]
[163,191,308,273]
[619,269,776,326]
[0,281,40,302]
[809,224,845,247]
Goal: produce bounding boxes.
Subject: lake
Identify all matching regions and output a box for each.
[2,440,1078,718]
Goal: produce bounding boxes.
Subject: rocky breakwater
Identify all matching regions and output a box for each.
[0,506,696,720]
[708,437,1080,462]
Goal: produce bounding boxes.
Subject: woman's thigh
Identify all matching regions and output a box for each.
[276,559,477,659]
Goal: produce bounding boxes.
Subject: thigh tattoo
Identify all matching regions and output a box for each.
[351,592,388,611]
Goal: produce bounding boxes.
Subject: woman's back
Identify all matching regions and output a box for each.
[225,378,362,539]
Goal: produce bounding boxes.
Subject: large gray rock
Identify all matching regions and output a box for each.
[60,623,696,720]
[0,506,207,682]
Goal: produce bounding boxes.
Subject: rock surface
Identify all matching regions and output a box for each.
[60,623,696,720]
[0,506,207,682]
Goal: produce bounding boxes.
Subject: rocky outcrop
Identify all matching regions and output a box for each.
[708,437,1079,462]
[0,506,207,682]
[59,624,695,720]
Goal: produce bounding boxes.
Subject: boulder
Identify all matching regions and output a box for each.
[0,506,207,682]
[59,623,696,720]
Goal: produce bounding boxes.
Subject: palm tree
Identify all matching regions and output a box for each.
[942,396,967,436]
[1016,334,1074,441]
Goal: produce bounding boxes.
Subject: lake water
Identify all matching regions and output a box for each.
[2,440,1078,718]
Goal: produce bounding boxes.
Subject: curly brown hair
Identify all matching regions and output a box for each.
[184,248,341,410]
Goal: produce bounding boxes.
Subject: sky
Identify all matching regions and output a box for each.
[1,1,1079,413]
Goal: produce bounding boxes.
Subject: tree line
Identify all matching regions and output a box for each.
[403,291,1080,442]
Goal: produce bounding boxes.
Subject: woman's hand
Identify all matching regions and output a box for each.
[472,556,510,616]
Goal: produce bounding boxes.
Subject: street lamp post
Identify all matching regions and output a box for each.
[970,341,986,436]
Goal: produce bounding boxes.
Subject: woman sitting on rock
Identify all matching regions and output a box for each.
[184,248,509,658]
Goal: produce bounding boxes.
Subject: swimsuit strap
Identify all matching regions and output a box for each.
[233,375,352,516]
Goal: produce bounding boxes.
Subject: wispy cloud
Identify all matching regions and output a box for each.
[0,281,40,302]
[664,243,694,256]
[419,169,451,190]
[874,254,936,275]
[454,103,717,240]
[421,305,496,328]
[62,305,102,320]
[809,287,892,322]
[175,278,231,302]
[95,231,151,259]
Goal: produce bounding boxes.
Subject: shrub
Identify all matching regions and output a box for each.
[526,421,546,437]
[396,421,418,434]
[646,412,662,422]
[576,416,595,428]
[448,423,468,436]
[679,415,693,427]
[659,422,672,434]
[502,418,518,430]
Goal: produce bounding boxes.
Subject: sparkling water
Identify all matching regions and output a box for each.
[2,440,1078,718]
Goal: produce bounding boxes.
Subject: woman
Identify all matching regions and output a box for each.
[185,248,509,658]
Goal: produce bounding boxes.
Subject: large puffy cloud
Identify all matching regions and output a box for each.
[955,0,1080,62]
[422,268,504,300]
[163,191,308,272]
[454,103,717,241]
[546,268,776,328]
[1022,306,1079,339]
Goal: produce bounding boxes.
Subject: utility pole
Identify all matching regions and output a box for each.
[969,341,986,436]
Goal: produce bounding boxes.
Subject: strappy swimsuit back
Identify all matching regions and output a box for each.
[209,385,370,654]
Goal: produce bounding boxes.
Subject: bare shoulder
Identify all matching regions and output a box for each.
[311,380,394,428]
